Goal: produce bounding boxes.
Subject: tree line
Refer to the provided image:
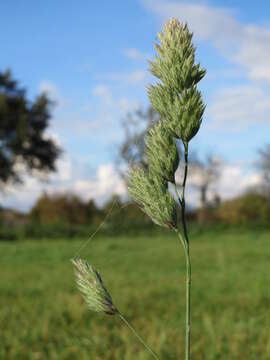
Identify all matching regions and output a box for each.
[1,69,270,239]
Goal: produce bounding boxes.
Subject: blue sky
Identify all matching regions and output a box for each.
[0,0,270,210]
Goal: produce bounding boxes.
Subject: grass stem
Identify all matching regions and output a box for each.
[175,142,191,360]
[119,313,160,360]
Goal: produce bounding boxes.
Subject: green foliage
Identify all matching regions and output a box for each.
[23,222,94,240]
[1,229,270,359]
[0,69,61,185]
[31,192,101,225]
[128,167,177,229]
[0,224,20,241]
[101,195,156,235]
[0,193,164,241]
[217,192,270,224]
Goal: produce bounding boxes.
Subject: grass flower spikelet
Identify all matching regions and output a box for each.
[146,121,179,183]
[128,166,177,229]
[149,18,206,142]
[72,258,118,316]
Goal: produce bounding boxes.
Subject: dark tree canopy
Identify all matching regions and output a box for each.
[0,69,61,185]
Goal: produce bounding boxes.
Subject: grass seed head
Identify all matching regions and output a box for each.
[72,258,118,316]
[128,166,177,229]
[146,121,179,183]
[149,17,206,143]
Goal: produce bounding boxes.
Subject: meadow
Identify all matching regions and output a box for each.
[1,227,270,359]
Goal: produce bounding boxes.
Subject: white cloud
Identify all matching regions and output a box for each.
[234,26,270,82]
[93,84,113,105]
[40,80,59,99]
[101,70,149,86]
[51,157,72,182]
[39,81,70,108]
[216,163,262,199]
[207,85,270,130]
[74,164,126,206]
[0,158,262,213]
[84,83,142,136]
[0,156,74,212]
[48,82,140,139]
[143,0,270,83]
[118,97,140,116]
[0,161,126,212]
[181,162,262,207]
[144,0,239,44]
[124,48,150,62]
[43,131,62,147]
[92,86,140,119]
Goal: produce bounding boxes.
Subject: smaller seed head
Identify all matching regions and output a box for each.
[72,258,118,316]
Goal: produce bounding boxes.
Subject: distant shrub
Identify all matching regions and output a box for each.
[196,207,218,225]
[217,192,270,224]
[30,192,102,225]
[102,195,154,235]
[0,225,19,241]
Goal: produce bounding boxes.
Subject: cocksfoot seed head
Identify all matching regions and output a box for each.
[128,166,177,229]
[146,121,179,183]
[149,17,206,143]
[72,258,118,316]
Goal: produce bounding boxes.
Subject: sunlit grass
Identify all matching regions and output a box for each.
[1,228,270,359]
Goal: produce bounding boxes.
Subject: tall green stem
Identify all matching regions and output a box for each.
[182,143,191,360]
[176,230,191,360]
[184,239,191,360]
[181,143,189,244]
[175,142,191,360]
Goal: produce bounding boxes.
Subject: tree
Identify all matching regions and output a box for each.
[31,192,101,225]
[217,191,270,224]
[116,106,160,178]
[257,144,270,196]
[189,152,221,208]
[0,69,61,186]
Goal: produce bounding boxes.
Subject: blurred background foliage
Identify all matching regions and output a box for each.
[0,189,269,241]
[1,69,270,241]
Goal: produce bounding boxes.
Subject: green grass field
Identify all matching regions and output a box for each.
[1,228,270,359]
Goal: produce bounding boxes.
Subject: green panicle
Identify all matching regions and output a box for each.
[72,259,118,316]
[147,83,172,122]
[128,167,177,229]
[150,19,205,92]
[149,18,206,143]
[168,87,205,142]
[146,121,179,183]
